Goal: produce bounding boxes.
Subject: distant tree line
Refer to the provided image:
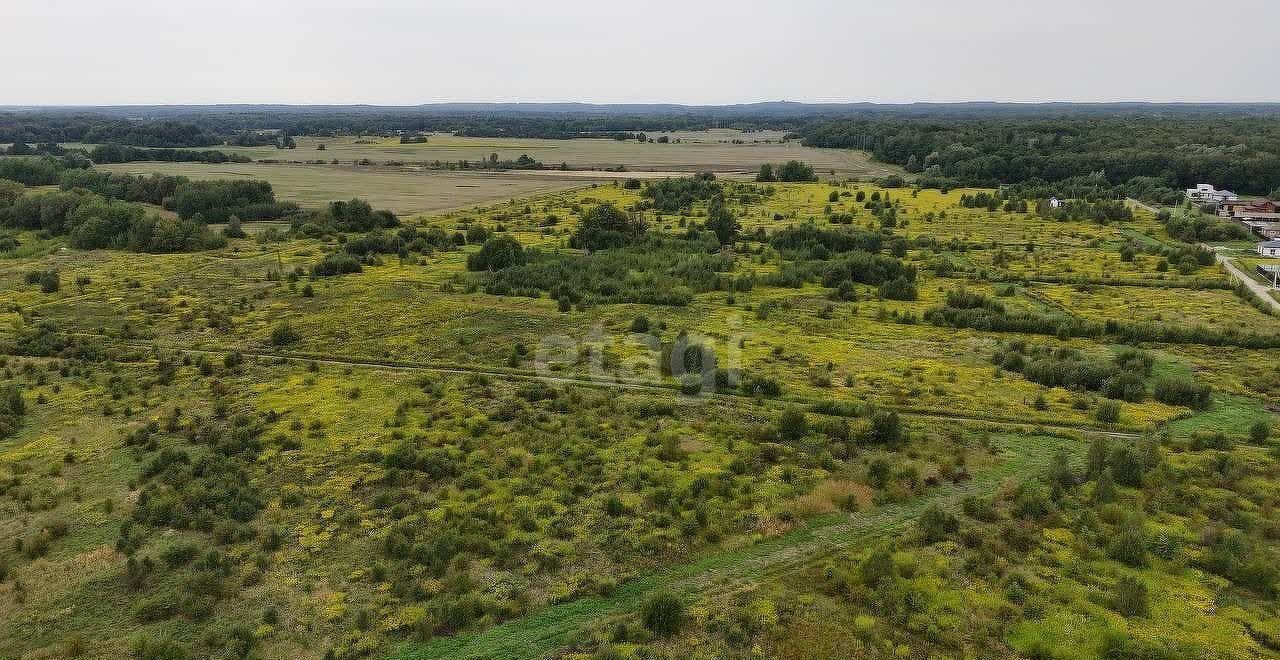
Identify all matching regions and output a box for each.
[89,144,250,164]
[800,117,1280,195]
[0,114,219,147]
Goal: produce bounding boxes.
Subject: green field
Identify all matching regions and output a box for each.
[95,162,611,217]
[2,173,1278,660]
[142,131,891,176]
[88,131,894,217]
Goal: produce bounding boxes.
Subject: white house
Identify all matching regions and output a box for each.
[1048,197,1063,209]
[1257,240,1280,257]
[1186,183,1239,205]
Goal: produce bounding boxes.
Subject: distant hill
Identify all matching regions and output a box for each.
[6,101,1280,120]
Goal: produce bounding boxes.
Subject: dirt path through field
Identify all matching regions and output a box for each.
[389,434,1078,660]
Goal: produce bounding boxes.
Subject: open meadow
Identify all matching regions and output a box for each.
[146,131,889,176]
[2,168,1279,660]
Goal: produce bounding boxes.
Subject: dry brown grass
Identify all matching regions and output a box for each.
[788,479,873,517]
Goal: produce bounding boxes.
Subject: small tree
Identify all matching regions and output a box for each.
[917,503,958,544]
[755,163,775,182]
[1249,420,1271,443]
[1093,468,1118,504]
[866,411,902,445]
[1095,400,1121,424]
[466,236,526,271]
[270,322,301,346]
[641,592,683,636]
[704,195,740,246]
[1108,519,1149,567]
[1111,575,1149,617]
[223,215,246,239]
[571,203,645,252]
[777,407,808,441]
[860,544,897,586]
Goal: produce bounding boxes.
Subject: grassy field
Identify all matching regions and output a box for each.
[115,131,891,176]
[2,175,1278,660]
[89,131,895,217]
[95,162,612,216]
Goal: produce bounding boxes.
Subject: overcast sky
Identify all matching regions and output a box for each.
[6,0,1280,106]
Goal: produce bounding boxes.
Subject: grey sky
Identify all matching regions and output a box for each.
[6,0,1279,105]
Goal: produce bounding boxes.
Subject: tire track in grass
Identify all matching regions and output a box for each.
[390,434,1078,660]
[67,338,1143,439]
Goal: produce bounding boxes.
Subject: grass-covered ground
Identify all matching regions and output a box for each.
[1,176,1278,659]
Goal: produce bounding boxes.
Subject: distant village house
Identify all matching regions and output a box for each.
[1257,240,1280,257]
[1221,199,1280,221]
[1186,183,1239,205]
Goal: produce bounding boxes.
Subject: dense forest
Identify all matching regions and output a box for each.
[0,115,220,147]
[799,116,1280,196]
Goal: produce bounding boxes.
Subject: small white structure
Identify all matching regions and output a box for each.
[1186,183,1239,205]
[1257,240,1280,257]
[1048,197,1063,209]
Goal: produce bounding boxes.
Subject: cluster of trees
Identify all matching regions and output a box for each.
[0,184,225,252]
[53,169,299,224]
[639,172,722,213]
[762,222,913,298]
[1036,199,1133,223]
[801,117,1280,195]
[165,180,294,223]
[927,288,1280,350]
[821,251,918,300]
[89,144,250,164]
[755,160,817,182]
[0,155,89,185]
[466,153,542,170]
[992,341,1170,404]
[570,203,647,252]
[59,169,185,204]
[1004,174,1185,206]
[2,142,73,157]
[1159,207,1250,242]
[480,234,740,308]
[228,131,278,147]
[770,224,885,258]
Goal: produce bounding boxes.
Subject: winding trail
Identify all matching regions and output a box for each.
[388,435,1079,660]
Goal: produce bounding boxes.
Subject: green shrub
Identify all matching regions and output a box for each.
[917,503,959,544]
[466,235,526,271]
[1108,521,1149,567]
[1111,575,1149,617]
[571,203,646,251]
[641,591,684,636]
[777,407,808,441]
[270,322,301,346]
[1152,376,1211,409]
[1095,400,1121,424]
[132,635,189,660]
[310,252,362,277]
